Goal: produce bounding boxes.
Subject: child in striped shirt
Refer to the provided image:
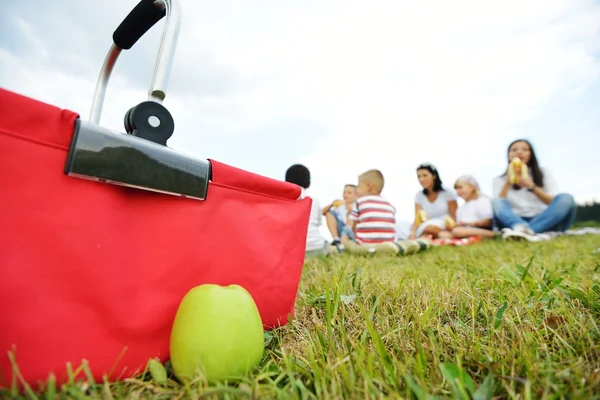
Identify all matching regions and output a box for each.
[340,169,397,246]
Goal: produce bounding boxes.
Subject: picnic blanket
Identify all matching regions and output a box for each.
[339,227,600,256]
[432,227,600,245]
[562,227,600,236]
[431,236,483,247]
[526,227,600,241]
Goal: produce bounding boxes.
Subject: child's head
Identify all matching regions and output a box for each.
[343,184,357,203]
[285,164,310,189]
[357,169,384,196]
[454,175,480,201]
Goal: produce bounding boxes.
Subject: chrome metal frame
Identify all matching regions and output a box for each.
[89,0,182,124]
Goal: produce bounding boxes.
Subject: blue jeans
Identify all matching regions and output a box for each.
[492,193,577,233]
[329,210,346,237]
[340,225,356,241]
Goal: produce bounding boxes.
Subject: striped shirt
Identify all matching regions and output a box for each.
[349,195,396,244]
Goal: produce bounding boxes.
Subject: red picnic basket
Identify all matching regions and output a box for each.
[0,0,311,389]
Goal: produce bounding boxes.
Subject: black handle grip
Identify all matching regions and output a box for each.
[113,0,166,50]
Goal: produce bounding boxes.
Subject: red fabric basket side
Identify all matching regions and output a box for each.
[0,88,311,389]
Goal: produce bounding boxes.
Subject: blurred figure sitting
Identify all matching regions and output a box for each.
[451,175,497,239]
[285,164,329,257]
[340,169,398,253]
[322,184,357,248]
[409,163,458,240]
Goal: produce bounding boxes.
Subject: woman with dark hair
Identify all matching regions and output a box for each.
[408,163,458,239]
[492,139,577,241]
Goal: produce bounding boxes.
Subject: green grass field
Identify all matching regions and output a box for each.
[4,235,600,399]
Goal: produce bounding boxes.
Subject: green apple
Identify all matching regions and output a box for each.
[169,284,265,383]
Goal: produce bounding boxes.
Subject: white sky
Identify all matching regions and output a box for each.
[2,0,599,240]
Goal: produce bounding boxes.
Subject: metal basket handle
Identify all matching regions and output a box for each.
[88,0,181,124]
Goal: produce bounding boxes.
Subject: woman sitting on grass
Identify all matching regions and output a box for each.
[409,163,458,240]
[492,139,577,241]
[451,175,497,239]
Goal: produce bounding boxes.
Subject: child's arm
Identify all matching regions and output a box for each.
[322,201,337,216]
[447,200,458,221]
[344,217,357,231]
[348,220,357,231]
[409,203,422,239]
[347,201,359,232]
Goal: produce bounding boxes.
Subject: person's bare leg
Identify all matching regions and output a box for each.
[437,230,453,239]
[325,212,340,240]
[452,227,497,239]
[422,225,443,238]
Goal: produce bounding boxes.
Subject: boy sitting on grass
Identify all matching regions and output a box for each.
[340,169,398,253]
[322,184,357,248]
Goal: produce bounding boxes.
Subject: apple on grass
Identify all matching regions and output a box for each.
[169,284,265,383]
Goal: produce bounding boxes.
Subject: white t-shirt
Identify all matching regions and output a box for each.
[456,195,493,225]
[414,189,458,219]
[492,167,558,218]
[299,188,326,251]
[333,203,351,223]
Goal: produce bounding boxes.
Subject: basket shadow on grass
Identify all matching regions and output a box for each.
[2,236,600,399]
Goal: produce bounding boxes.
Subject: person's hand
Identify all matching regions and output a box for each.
[454,221,465,227]
[517,177,534,190]
[408,232,416,240]
[510,170,533,189]
[509,164,530,187]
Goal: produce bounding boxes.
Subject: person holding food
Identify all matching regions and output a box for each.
[492,139,577,241]
[323,184,357,247]
[408,163,458,240]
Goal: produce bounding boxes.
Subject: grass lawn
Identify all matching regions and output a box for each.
[5,235,600,399]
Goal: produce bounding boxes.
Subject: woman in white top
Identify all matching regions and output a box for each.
[409,163,458,239]
[451,175,497,239]
[492,139,577,241]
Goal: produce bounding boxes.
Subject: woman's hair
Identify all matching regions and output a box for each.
[417,163,444,194]
[501,139,545,188]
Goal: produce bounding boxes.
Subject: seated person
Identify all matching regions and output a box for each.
[409,163,458,239]
[322,184,357,246]
[340,169,397,249]
[492,139,577,241]
[451,175,497,239]
[395,220,413,241]
[284,164,328,257]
